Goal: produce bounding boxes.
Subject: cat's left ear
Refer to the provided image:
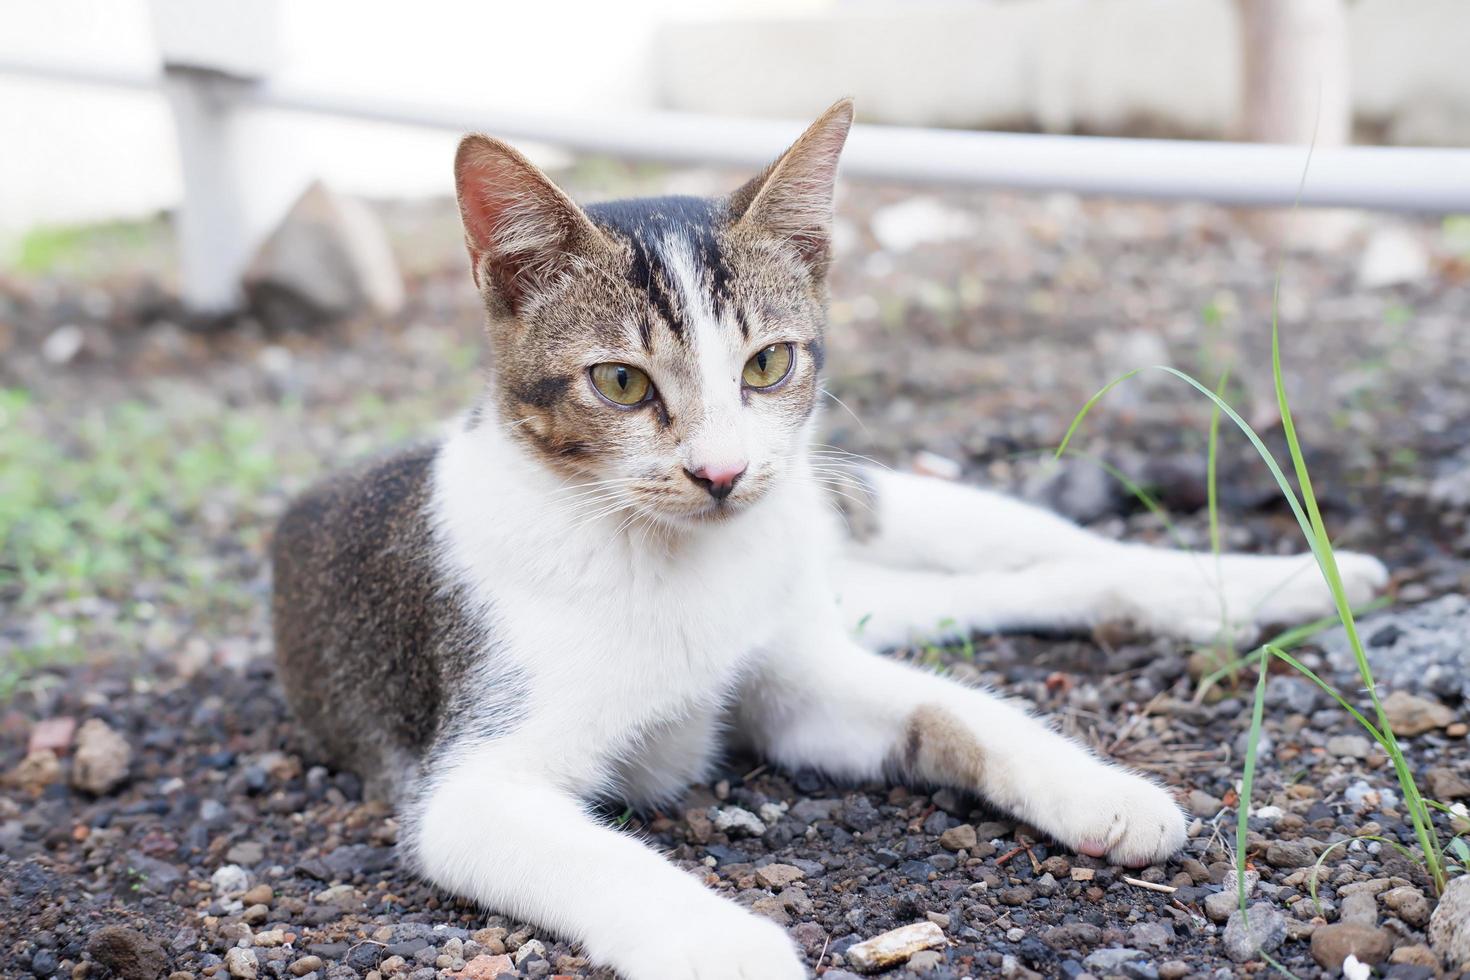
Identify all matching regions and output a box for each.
[730,98,854,278]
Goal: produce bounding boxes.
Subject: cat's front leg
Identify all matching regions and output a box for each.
[737,619,1186,867]
[404,745,804,980]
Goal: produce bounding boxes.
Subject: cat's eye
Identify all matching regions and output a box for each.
[589,363,654,406]
[742,343,794,390]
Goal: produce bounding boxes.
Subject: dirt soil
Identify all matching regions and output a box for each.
[3,171,1469,980]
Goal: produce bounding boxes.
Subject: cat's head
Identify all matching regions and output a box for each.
[454,100,853,526]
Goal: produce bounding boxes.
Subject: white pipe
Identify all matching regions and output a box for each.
[5,57,1470,212]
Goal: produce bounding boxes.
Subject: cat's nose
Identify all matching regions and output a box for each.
[684,461,748,500]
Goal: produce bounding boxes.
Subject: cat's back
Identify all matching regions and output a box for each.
[271,444,480,797]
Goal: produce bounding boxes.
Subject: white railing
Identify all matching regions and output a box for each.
[4,53,1470,311]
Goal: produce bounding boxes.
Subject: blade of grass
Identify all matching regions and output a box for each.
[1238,652,1270,913]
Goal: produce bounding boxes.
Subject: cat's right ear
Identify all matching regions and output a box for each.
[454,135,606,315]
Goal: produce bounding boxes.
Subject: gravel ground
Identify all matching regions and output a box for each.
[3,172,1470,979]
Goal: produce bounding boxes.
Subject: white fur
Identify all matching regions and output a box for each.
[413,401,1388,980]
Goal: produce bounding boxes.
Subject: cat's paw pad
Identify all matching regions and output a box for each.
[615,905,805,980]
[1056,771,1188,869]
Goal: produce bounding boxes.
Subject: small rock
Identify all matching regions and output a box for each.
[1083,948,1148,976]
[512,939,545,965]
[88,926,169,980]
[907,949,944,973]
[1339,891,1379,925]
[27,716,77,755]
[938,824,977,851]
[755,864,805,889]
[223,948,259,980]
[1428,767,1470,800]
[1265,841,1315,869]
[211,865,251,896]
[227,841,266,866]
[1357,225,1430,289]
[1186,790,1221,818]
[241,884,274,907]
[1381,690,1456,736]
[845,921,947,973]
[1325,734,1372,759]
[1388,944,1441,969]
[712,806,766,837]
[70,719,132,795]
[1382,885,1431,928]
[244,181,405,326]
[289,956,324,977]
[1429,873,1470,969]
[1127,921,1173,950]
[1204,891,1238,924]
[1223,903,1287,962]
[6,750,61,794]
[1158,961,1189,980]
[1310,922,1393,970]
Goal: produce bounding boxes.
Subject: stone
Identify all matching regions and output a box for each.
[1429,873,1470,969]
[1428,767,1470,800]
[241,884,274,907]
[1158,961,1189,980]
[6,750,61,794]
[226,841,266,866]
[1265,841,1315,869]
[907,949,944,973]
[1186,790,1221,818]
[70,718,132,794]
[289,956,324,977]
[1382,885,1432,928]
[712,806,766,837]
[1339,891,1379,925]
[1357,225,1430,289]
[1388,944,1440,969]
[938,824,977,851]
[845,922,947,973]
[755,863,805,889]
[870,197,979,253]
[1382,690,1456,736]
[1127,921,1174,950]
[1222,904,1287,962]
[88,927,169,980]
[223,948,259,979]
[211,865,250,896]
[1325,734,1372,759]
[1083,948,1147,974]
[27,716,76,754]
[1204,891,1238,924]
[244,181,405,326]
[452,953,514,978]
[1310,922,1393,970]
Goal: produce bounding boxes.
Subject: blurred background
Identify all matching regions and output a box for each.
[5,4,1470,978]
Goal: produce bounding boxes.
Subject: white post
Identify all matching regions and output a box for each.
[149,0,279,315]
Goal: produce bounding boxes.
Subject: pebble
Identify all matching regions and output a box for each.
[755,863,805,889]
[1203,891,1237,924]
[907,949,944,973]
[938,824,976,851]
[1427,767,1470,800]
[87,926,169,980]
[845,922,946,972]
[212,865,251,896]
[712,806,766,837]
[1127,921,1173,950]
[1381,885,1431,928]
[289,956,324,976]
[223,947,259,979]
[1158,961,1189,980]
[1222,903,1287,962]
[1186,790,1221,818]
[1381,690,1456,736]
[1265,841,1315,868]
[1429,873,1470,969]
[1310,922,1393,970]
[1339,890,1379,925]
[449,954,514,979]
[70,719,132,795]
[1325,734,1372,758]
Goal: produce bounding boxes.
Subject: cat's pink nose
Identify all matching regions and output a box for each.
[685,461,748,500]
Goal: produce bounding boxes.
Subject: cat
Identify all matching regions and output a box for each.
[271,99,1389,980]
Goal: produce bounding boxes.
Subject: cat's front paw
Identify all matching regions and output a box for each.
[614,904,806,980]
[1045,768,1187,869]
